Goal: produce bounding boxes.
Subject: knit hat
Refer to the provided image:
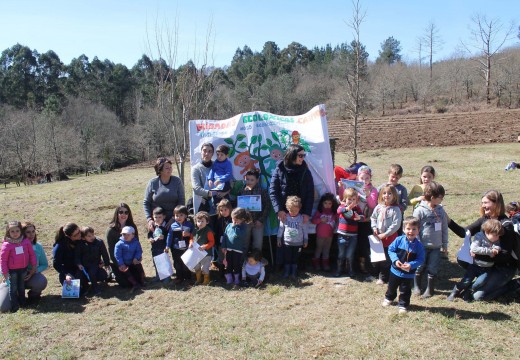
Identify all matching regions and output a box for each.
[121,226,135,235]
[357,165,372,177]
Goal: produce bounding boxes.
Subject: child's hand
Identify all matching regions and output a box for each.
[353,213,360,221]
[303,243,308,248]
[149,238,155,244]
[303,214,310,224]
[164,248,169,253]
[491,248,499,257]
[401,263,411,272]
[119,265,128,272]
[208,180,214,188]
[214,180,221,186]
[199,246,205,251]
[256,279,263,287]
[182,231,190,237]
[320,216,327,223]
[377,233,385,240]
[395,260,403,269]
[223,259,228,268]
[277,239,282,247]
[65,274,73,284]
[158,234,164,240]
[78,265,84,271]
[189,242,193,248]
[132,258,140,265]
[372,229,379,236]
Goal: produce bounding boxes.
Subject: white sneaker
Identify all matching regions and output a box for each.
[381,299,392,307]
[376,279,384,285]
[398,307,408,314]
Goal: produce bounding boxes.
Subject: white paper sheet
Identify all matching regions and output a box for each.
[456,230,474,265]
[153,252,174,280]
[369,235,387,262]
[181,246,208,271]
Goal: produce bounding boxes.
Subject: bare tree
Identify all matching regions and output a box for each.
[423,21,443,80]
[146,16,218,184]
[462,14,515,104]
[343,0,367,163]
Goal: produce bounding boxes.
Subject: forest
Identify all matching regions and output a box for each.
[1,21,519,184]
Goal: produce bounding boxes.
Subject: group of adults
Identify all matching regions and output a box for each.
[1,143,519,312]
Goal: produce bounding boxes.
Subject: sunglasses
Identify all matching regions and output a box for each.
[297,153,306,158]
[118,210,129,215]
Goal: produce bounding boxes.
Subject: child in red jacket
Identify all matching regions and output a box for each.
[1,221,37,312]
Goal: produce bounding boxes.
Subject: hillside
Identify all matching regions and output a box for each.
[328,108,520,151]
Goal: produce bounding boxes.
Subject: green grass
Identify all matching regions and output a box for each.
[1,143,519,359]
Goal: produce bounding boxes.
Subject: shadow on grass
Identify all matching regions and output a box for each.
[409,304,512,321]
[33,295,87,313]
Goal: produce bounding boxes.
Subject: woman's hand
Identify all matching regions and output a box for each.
[24,269,36,281]
[303,214,310,224]
[278,211,287,223]
[65,274,73,284]
[147,219,155,232]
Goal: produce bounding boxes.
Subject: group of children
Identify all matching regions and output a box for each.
[3,161,518,314]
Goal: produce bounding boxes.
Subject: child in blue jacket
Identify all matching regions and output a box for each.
[382,216,425,314]
[114,226,145,292]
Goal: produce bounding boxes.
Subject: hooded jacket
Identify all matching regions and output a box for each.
[412,201,449,250]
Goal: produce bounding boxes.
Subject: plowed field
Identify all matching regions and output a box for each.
[328,109,520,151]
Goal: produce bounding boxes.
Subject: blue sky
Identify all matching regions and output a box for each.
[1,0,518,68]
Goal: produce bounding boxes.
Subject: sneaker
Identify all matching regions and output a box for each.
[505,161,517,171]
[398,307,408,314]
[381,299,392,307]
[376,279,384,285]
[365,275,375,282]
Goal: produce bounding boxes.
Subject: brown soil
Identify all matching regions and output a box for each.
[327,108,520,151]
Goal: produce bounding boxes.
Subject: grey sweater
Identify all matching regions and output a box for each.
[191,161,212,199]
[143,176,185,220]
[413,201,449,250]
[277,214,308,247]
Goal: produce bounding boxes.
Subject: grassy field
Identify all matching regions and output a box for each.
[1,143,519,359]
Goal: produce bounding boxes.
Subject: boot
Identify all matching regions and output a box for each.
[421,275,435,298]
[195,271,202,285]
[311,258,321,271]
[202,274,210,286]
[335,259,343,277]
[413,272,422,295]
[233,273,240,285]
[283,265,291,278]
[447,285,461,302]
[322,259,331,271]
[224,273,233,284]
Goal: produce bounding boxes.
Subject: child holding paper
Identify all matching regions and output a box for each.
[370,185,403,285]
[147,207,170,283]
[382,216,425,314]
[75,226,110,296]
[167,205,194,284]
[189,211,215,285]
[221,208,252,285]
[238,168,270,252]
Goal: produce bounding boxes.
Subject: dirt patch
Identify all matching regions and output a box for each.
[328,108,520,151]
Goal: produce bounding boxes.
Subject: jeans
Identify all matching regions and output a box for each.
[25,272,48,298]
[337,234,358,263]
[9,268,27,311]
[416,248,441,276]
[245,223,264,252]
[473,266,517,301]
[456,263,489,291]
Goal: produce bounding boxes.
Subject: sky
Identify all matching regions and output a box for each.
[1,0,518,68]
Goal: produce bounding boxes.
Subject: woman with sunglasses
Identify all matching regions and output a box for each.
[270,144,315,269]
[144,157,185,231]
[106,203,139,287]
[53,223,83,288]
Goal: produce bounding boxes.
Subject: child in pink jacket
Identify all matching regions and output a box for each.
[1,221,37,312]
[311,193,338,271]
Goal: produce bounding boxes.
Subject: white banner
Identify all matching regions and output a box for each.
[189,104,336,234]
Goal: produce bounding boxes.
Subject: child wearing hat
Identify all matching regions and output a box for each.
[114,226,145,292]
